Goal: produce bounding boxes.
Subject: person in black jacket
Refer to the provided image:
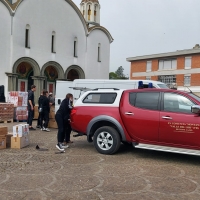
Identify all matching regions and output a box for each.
[55,93,73,151]
[27,85,36,130]
[63,99,73,145]
[36,90,44,129]
[40,90,50,132]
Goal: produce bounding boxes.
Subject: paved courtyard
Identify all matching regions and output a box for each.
[0,121,200,200]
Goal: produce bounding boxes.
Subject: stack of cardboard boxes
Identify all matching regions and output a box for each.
[11,124,30,149]
[0,126,7,149]
[7,91,28,121]
[15,107,28,121]
[34,105,39,120]
[0,103,14,122]
[48,106,57,128]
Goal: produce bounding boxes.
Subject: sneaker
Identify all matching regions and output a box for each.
[44,128,50,132]
[29,127,36,131]
[36,125,41,129]
[62,143,69,149]
[56,143,65,151]
[41,127,45,131]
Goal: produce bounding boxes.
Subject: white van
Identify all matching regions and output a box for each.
[55,79,168,112]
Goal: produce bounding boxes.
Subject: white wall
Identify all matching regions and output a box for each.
[0,2,11,95]
[0,0,111,99]
[86,29,110,79]
[12,0,87,74]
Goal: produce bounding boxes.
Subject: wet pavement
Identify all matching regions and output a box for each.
[0,121,200,200]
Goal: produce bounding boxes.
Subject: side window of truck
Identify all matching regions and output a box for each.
[163,93,195,114]
[83,93,117,104]
[129,92,160,110]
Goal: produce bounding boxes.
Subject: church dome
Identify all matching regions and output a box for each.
[81,0,99,3]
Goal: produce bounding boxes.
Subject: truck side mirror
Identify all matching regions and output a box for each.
[191,105,200,114]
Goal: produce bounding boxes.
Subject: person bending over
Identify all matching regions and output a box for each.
[55,93,73,151]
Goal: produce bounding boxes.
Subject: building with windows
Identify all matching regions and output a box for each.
[127,44,200,96]
[0,0,113,100]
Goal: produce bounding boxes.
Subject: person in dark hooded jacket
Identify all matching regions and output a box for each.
[36,90,45,128]
[39,90,50,132]
[55,93,73,151]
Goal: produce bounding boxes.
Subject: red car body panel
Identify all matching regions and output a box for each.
[120,91,160,142]
[120,89,200,150]
[71,88,200,150]
[71,106,132,141]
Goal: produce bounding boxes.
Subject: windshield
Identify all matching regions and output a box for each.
[157,84,169,89]
[188,93,200,102]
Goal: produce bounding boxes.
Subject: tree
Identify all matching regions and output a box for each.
[109,72,118,79]
[109,66,129,79]
[115,66,124,78]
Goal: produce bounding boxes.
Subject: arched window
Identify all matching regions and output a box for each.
[94,5,97,22]
[98,43,101,62]
[52,31,56,53]
[88,5,91,21]
[82,5,85,16]
[74,37,78,57]
[25,24,30,48]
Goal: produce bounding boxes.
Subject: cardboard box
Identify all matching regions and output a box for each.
[14,106,28,121]
[13,124,29,137]
[22,115,28,121]
[0,136,6,149]
[0,103,14,121]
[7,91,28,107]
[13,125,18,137]
[11,135,30,149]
[49,106,55,119]
[34,105,39,119]
[48,119,58,129]
[18,125,25,137]
[0,126,8,136]
[23,124,29,135]
[6,133,13,148]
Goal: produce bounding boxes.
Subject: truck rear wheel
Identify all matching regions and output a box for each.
[93,126,121,155]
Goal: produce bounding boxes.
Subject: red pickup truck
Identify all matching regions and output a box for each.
[70,88,200,155]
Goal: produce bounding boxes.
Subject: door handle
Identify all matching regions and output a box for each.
[125,112,134,116]
[162,116,173,120]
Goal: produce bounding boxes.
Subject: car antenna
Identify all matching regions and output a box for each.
[185,86,193,93]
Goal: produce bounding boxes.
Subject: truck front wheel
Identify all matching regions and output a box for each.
[93,126,121,155]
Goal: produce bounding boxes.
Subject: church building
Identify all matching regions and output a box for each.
[0,0,113,100]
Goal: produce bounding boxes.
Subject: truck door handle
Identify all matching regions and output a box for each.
[162,116,173,120]
[125,112,134,116]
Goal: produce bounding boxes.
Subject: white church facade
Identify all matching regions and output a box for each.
[0,0,113,100]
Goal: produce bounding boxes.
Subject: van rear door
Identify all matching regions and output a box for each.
[55,81,73,112]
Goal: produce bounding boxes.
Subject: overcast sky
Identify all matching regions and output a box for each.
[73,0,200,76]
